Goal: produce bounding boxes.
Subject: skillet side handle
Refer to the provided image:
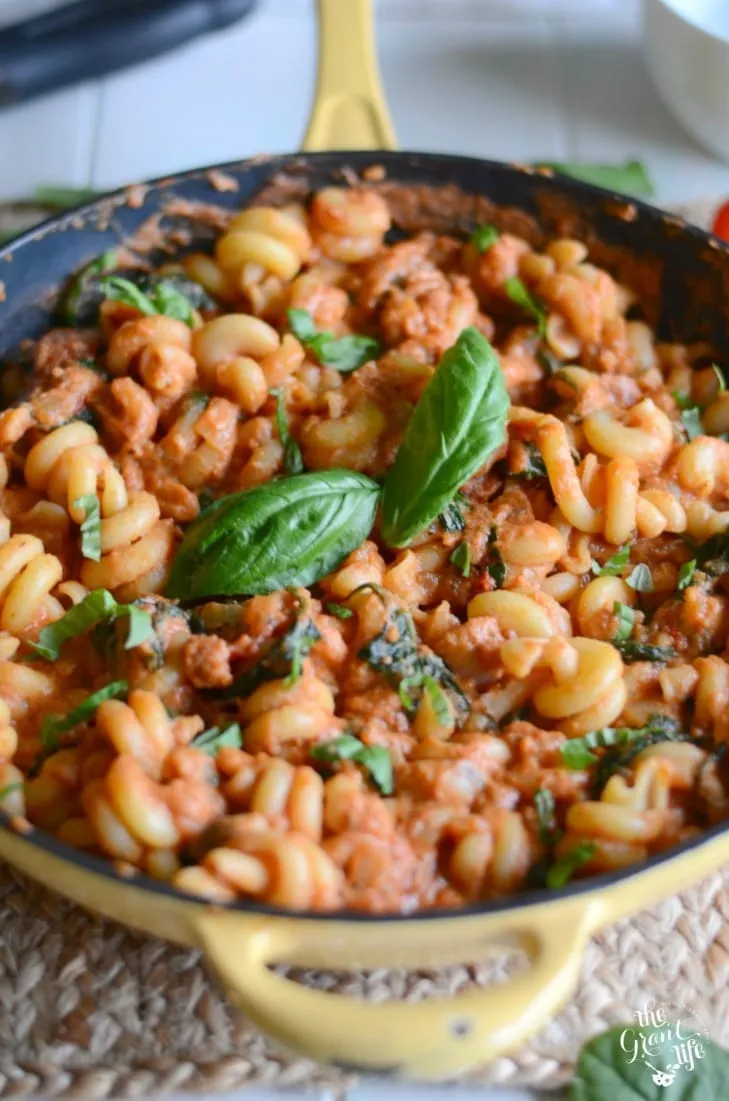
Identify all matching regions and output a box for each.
[194,904,596,1080]
[302,0,397,152]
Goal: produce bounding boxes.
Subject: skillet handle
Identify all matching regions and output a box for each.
[301,0,397,152]
[194,903,597,1079]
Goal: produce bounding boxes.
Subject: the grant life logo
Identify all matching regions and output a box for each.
[619,998,711,1088]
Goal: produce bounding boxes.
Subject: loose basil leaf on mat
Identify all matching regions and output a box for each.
[626,563,652,592]
[41,680,128,751]
[73,494,101,562]
[470,224,500,253]
[612,640,676,664]
[570,1024,729,1100]
[380,327,509,547]
[288,308,380,373]
[223,614,321,698]
[504,277,547,337]
[191,723,242,756]
[534,159,654,198]
[167,470,381,601]
[60,248,118,325]
[546,841,596,889]
[29,589,153,661]
[97,275,196,326]
[311,734,394,795]
[272,388,304,475]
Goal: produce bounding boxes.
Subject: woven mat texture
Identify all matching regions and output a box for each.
[0,195,725,1099]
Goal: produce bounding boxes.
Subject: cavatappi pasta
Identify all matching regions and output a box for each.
[1,183,729,914]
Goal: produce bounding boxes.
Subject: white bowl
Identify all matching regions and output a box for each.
[644,0,729,162]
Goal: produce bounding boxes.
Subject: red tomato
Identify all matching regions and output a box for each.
[712,200,729,241]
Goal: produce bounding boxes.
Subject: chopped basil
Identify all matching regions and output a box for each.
[625,563,652,592]
[592,544,629,577]
[0,781,23,801]
[504,276,547,338]
[678,559,696,591]
[191,722,242,756]
[422,675,451,725]
[612,640,676,663]
[561,725,650,770]
[97,275,196,326]
[29,589,153,662]
[696,531,729,577]
[592,714,686,795]
[288,308,380,372]
[672,389,695,410]
[450,540,472,577]
[223,613,321,698]
[546,841,596,889]
[533,160,654,197]
[359,603,468,721]
[41,680,128,751]
[713,363,727,392]
[380,328,509,547]
[486,527,506,588]
[167,470,381,601]
[140,271,215,312]
[311,734,394,795]
[470,224,500,253]
[326,602,353,620]
[439,494,468,533]
[271,388,304,476]
[513,441,548,479]
[681,405,704,440]
[60,248,118,325]
[612,601,634,642]
[73,494,101,562]
[534,788,561,846]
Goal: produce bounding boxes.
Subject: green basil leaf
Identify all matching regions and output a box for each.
[470,224,500,253]
[288,308,380,372]
[422,675,451,725]
[141,272,216,312]
[167,470,381,601]
[450,540,471,577]
[534,787,561,846]
[513,441,548,479]
[191,722,242,756]
[60,248,117,325]
[29,589,153,661]
[380,327,509,547]
[439,494,468,533]
[148,280,195,326]
[561,725,648,770]
[681,406,704,441]
[535,160,654,197]
[613,601,634,642]
[673,389,695,411]
[223,613,321,698]
[504,276,547,337]
[311,734,394,795]
[713,363,726,393]
[0,781,23,802]
[486,526,506,588]
[592,545,630,576]
[626,564,653,593]
[272,388,304,475]
[73,494,101,562]
[326,602,353,620]
[97,275,157,315]
[678,559,696,591]
[696,531,729,576]
[592,715,686,795]
[41,680,128,751]
[570,1024,729,1100]
[546,841,596,889]
[612,641,676,664]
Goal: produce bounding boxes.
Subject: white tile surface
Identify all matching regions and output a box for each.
[0,1,717,1099]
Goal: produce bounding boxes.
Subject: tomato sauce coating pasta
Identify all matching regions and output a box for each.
[0,184,728,913]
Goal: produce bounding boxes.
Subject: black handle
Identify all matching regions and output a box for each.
[0,0,259,107]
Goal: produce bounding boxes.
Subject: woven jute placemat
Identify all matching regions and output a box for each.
[0,194,726,1099]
